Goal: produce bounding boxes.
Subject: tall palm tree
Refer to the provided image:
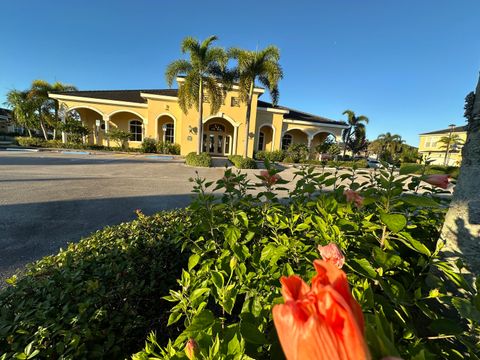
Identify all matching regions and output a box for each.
[30,80,77,139]
[341,110,369,158]
[165,35,229,155]
[228,46,283,158]
[438,133,464,166]
[5,90,37,137]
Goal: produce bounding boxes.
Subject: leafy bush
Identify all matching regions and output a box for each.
[284,143,309,163]
[15,136,46,147]
[328,159,368,168]
[157,141,181,155]
[0,210,189,359]
[185,152,212,167]
[141,138,158,153]
[400,163,460,179]
[228,155,257,169]
[254,150,285,162]
[134,165,478,359]
[105,128,130,150]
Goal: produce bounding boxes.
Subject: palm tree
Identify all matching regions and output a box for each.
[5,90,37,137]
[377,132,403,160]
[30,80,77,140]
[438,132,464,166]
[165,35,229,155]
[440,79,480,274]
[228,46,283,158]
[341,110,369,158]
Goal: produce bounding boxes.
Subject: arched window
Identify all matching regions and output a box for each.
[209,123,225,132]
[282,133,293,150]
[258,132,265,151]
[164,123,174,143]
[129,120,143,141]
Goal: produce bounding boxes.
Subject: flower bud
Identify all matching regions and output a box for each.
[230,256,238,270]
[185,338,199,360]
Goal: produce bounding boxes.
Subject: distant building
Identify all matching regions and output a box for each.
[0,108,13,133]
[418,125,467,166]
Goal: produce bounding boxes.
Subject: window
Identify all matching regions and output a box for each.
[230,97,240,107]
[129,120,143,141]
[282,133,292,150]
[258,132,265,151]
[164,123,174,143]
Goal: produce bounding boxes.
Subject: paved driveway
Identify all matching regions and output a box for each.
[0,151,233,283]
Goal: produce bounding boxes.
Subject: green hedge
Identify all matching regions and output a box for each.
[0,210,189,359]
[254,150,285,162]
[227,155,257,169]
[305,159,369,168]
[185,152,212,167]
[400,163,460,179]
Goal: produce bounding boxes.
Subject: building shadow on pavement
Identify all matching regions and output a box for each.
[0,193,193,284]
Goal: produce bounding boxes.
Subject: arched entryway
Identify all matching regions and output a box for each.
[281,129,308,150]
[310,132,336,150]
[257,124,275,151]
[66,106,104,145]
[109,111,145,145]
[203,118,234,155]
[156,114,176,143]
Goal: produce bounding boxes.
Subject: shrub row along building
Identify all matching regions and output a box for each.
[49,77,348,157]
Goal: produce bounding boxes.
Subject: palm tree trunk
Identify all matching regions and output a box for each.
[243,82,255,158]
[440,81,480,274]
[38,107,48,140]
[197,79,204,155]
[27,128,32,138]
[342,128,351,159]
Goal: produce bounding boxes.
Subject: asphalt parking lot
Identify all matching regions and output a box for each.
[0,150,406,285]
[0,151,231,283]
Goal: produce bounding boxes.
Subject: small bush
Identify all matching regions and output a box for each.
[185,152,212,167]
[254,150,285,162]
[15,136,46,147]
[400,163,460,179]
[284,143,309,163]
[141,138,157,153]
[228,155,257,169]
[157,141,181,155]
[326,159,368,168]
[0,210,189,359]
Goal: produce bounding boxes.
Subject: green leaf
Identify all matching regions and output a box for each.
[185,309,215,334]
[240,321,268,345]
[397,232,431,256]
[188,254,201,271]
[211,271,224,290]
[190,288,210,302]
[260,244,288,266]
[167,311,182,326]
[373,247,403,270]
[380,213,407,233]
[348,258,377,279]
[401,194,440,207]
[224,226,241,247]
[451,297,480,323]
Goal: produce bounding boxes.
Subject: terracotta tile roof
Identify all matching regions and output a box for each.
[420,125,467,135]
[258,100,346,126]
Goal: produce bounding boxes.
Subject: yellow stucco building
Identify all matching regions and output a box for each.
[49,77,348,157]
[418,125,467,166]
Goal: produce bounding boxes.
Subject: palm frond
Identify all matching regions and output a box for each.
[165,60,193,87]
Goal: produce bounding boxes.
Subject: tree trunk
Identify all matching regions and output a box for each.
[27,128,32,138]
[197,79,203,155]
[342,127,351,159]
[440,77,480,274]
[243,82,255,158]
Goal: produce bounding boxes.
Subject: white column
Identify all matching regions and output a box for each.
[233,126,238,155]
[103,115,110,147]
[59,104,67,144]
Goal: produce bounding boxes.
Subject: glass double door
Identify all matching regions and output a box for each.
[203,131,231,155]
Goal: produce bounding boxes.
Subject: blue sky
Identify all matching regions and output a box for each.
[2,0,479,145]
